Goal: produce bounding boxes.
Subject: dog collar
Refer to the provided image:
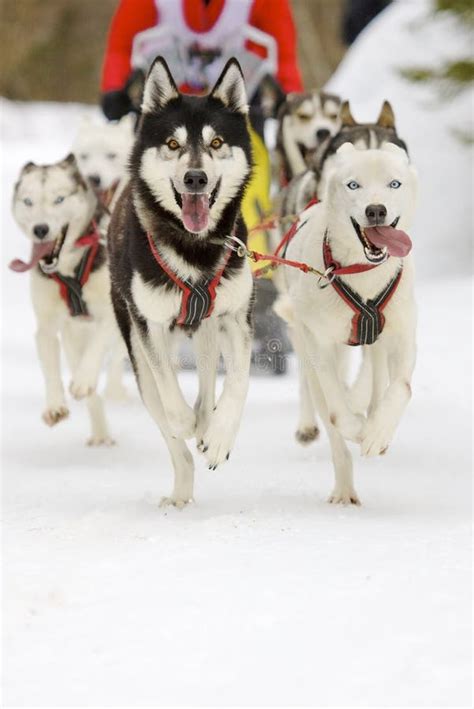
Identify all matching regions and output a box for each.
[323,236,402,346]
[146,232,232,327]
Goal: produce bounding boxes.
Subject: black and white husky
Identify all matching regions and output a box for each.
[108,57,253,508]
[11,154,117,444]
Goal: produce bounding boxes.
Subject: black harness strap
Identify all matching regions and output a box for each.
[323,237,403,346]
[50,223,100,318]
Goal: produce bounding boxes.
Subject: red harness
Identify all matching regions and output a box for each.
[50,221,100,318]
[146,232,232,327]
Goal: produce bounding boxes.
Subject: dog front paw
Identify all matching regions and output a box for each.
[200,416,236,469]
[87,436,116,447]
[159,495,193,510]
[42,405,69,427]
[167,405,196,440]
[328,486,361,506]
[295,425,320,445]
[69,378,96,400]
[361,417,393,457]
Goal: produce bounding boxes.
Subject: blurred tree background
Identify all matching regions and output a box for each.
[0,0,346,103]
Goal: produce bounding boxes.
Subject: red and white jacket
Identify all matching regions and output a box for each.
[101,0,303,95]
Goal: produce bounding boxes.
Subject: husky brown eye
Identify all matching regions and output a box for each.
[210,137,223,150]
[167,139,180,151]
[297,114,312,122]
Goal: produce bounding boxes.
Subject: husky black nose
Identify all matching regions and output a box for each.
[184,170,208,192]
[316,128,330,142]
[365,204,387,225]
[33,223,50,239]
[89,174,101,187]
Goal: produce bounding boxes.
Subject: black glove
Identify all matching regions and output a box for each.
[101,90,133,121]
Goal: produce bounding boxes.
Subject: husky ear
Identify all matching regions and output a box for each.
[141,56,179,114]
[60,152,77,167]
[21,161,36,174]
[210,58,248,114]
[377,100,396,129]
[339,101,357,127]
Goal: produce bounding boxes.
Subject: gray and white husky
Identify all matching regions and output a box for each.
[11,154,118,444]
[108,57,253,508]
[275,89,341,185]
[275,140,418,505]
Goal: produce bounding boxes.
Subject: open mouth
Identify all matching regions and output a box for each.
[9,224,69,274]
[39,223,69,273]
[351,216,412,263]
[173,178,221,234]
[297,143,316,163]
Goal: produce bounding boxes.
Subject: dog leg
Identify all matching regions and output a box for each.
[35,324,69,426]
[63,324,114,445]
[348,346,373,415]
[301,324,365,442]
[132,328,194,507]
[361,332,416,457]
[104,341,128,401]
[69,320,114,400]
[193,319,219,451]
[367,342,389,418]
[86,394,115,447]
[290,327,319,445]
[292,324,359,503]
[201,310,251,468]
[138,324,196,440]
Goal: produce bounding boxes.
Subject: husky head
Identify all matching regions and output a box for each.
[131,56,252,237]
[277,90,342,179]
[11,153,96,272]
[325,142,418,264]
[316,101,408,189]
[73,114,134,192]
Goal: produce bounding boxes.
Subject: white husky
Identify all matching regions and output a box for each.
[275,142,418,504]
[73,114,134,206]
[11,154,118,444]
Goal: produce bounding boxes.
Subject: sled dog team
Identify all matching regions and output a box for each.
[10,57,418,507]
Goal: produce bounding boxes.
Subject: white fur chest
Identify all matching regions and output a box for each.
[132,261,252,326]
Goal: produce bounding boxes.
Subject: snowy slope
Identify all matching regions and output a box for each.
[326,0,473,279]
[1,93,472,706]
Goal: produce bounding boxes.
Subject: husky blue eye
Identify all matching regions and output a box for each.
[389,180,401,189]
[23,197,33,206]
[106,152,117,160]
[347,180,360,190]
[54,195,65,204]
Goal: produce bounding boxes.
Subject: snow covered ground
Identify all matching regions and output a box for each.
[1,4,472,703]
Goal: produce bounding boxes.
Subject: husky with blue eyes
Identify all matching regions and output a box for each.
[275,141,418,505]
[10,153,118,444]
[107,57,253,508]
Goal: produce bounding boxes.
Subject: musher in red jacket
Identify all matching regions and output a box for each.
[101,0,303,119]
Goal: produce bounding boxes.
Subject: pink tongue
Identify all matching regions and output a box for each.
[364,226,413,258]
[181,193,210,233]
[9,241,56,273]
